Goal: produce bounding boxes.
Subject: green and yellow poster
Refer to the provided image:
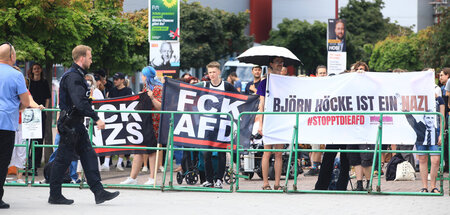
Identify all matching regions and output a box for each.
[149,0,179,41]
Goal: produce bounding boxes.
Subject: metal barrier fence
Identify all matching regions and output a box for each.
[235,111,446,196]
[6,109,448,196]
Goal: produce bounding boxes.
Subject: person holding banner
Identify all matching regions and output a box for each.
[256,57,285,190]
[197,61,238,188]
[0,42,30,209]
[120,66,163,185]
[49,45,119,205]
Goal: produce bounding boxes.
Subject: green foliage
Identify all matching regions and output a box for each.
[263,19,327,72]
[339,0,413,64]
[0,0,92,66]
[421,7,450,68]
[369,34,425,71]
[180,1,253,69]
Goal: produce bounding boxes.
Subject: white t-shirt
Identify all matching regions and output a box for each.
[92,88,104,100]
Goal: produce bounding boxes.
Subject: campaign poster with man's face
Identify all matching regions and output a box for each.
[150,41,180,79]
[327,19,346,52]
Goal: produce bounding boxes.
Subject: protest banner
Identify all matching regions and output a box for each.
[159,78,260,149]
[263,72,435,145]
[91,94,157,156]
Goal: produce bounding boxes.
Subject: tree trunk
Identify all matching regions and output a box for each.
[43,62,54,164]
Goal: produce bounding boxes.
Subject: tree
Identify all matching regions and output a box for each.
[180,1,253,69]
[339,0,413,64]
[369,33,426,71]
[421,7,450,68]
[263,19,327,73]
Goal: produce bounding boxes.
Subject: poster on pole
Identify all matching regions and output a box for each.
[327,19,346,75]
[149,0,180,41]
[22,108,42,139]
[327,52,347,75]
[150,41,180,79]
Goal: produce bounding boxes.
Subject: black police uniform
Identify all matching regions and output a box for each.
[49,63,118,204]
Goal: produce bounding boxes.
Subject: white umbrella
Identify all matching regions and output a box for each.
[236,45,302,66]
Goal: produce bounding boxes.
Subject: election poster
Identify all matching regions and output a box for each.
[263,72,435,145]
[22,108,42,139]
[159,78,260,149]
[327,19,347,75]
[148,0,180,41]
[91,94,157,156]
[150,41,180,78]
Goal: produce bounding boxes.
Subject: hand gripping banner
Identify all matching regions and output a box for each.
[159,78,260,149]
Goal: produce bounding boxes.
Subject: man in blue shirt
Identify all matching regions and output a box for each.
[0,42,30,209]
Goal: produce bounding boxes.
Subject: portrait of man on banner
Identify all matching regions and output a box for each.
[327,19,346,52]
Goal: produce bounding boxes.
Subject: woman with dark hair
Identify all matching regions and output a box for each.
[28,63,51,170]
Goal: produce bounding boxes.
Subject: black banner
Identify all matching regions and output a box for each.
[91,93,156,156]
[159,78,259,149]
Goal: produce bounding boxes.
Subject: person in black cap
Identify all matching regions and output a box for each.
[106,72,133,98]
[49,45,119,205]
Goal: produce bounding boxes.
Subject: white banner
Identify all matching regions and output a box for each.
[22,108,42,139]
[263,72,435,145]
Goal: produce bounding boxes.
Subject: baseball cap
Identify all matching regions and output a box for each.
[113,72,125,80]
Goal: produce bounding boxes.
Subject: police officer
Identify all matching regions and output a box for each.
[49,45,119,205]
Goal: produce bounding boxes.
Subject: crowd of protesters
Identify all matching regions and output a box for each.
[2,42,450,209]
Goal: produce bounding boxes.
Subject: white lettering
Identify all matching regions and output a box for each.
[120,101,141,122]
[177,90,197,111]
[198,94,219,113]
[126,122,143,144]
[98,104,118,123]
[198,116,217,139]
[173,114,195,137]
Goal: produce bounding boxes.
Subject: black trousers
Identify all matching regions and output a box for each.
[49,123,103,196]
[314,144,350,190]
[202,151,226,182]
[0,130,15,201]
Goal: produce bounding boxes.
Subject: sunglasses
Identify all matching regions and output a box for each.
[1,42,13,59]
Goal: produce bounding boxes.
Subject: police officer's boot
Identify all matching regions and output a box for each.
[94,190,120,204]
[48,194,74,205]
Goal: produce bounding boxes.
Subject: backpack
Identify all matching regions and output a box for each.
[385,153,405,181]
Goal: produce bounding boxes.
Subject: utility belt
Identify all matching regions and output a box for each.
[57,109,83,143]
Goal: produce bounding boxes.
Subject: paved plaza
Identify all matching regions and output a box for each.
[3,166,450,214]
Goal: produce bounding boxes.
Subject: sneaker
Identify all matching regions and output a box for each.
[126,160,132,168]
[304,168,319,176]
[70,179,81,184]
[202,181,213,188]
[120,177,137,185]
[141,166,149,173]
[158,166,164,172]
[100,165,110,172]
[0,200,10,209]
[144,178,155,185]
[16,179,25,184]
[116,165,124,171]
[214,179,223,189]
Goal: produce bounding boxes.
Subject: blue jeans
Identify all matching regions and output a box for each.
[49,133,78,181]
[416,144,441,156]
